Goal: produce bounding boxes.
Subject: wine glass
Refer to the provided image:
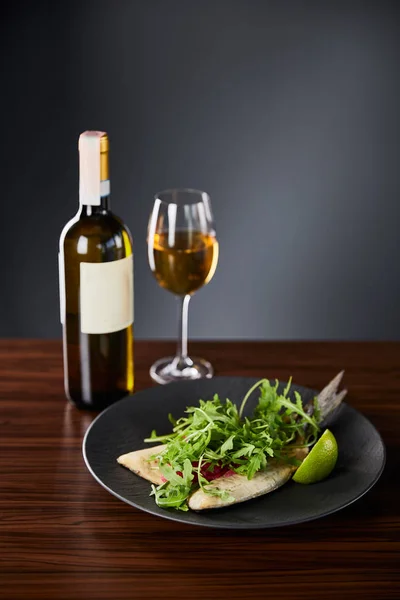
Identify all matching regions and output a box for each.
[147,188,219,384]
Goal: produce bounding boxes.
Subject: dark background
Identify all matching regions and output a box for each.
[2,0,400,340]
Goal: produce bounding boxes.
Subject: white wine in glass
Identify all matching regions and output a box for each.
[147,188,219,384]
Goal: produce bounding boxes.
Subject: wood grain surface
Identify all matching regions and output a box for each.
[0,340,399,599]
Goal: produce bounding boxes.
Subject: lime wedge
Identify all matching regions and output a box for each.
[293,429,338,484]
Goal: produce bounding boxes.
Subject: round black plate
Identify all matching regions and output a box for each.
[83,377,386,529]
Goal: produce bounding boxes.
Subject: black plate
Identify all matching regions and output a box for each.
[82,377,386,529]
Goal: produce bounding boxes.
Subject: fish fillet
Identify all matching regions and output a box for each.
[117,444,167,485]
[188,448,308,510]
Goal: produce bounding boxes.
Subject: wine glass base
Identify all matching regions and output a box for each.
[149,356,214,385]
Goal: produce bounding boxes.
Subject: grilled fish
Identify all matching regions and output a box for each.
[117,443,166,485]
[117,372,347,510]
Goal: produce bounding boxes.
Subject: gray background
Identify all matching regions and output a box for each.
[2,0,400,340]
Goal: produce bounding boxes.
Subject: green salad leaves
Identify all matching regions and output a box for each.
[145,378,320,511]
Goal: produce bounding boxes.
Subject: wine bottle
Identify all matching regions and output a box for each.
[59,131,134,410]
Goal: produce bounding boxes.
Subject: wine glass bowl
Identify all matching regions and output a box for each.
[147,188,218,384]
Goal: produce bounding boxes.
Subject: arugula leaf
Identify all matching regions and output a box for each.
[247,451,265,479]
[150,483,190,511]
[202,485,235,503]
[283,377,292,398]
[232,443,255,459]
[220,434,235,454]
[313,396,321,423]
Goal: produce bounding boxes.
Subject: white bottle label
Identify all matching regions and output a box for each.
[58,252,66,325]
[80,255,134,334]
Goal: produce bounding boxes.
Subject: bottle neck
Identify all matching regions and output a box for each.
[78,131,110,214]
[79,194,110,216]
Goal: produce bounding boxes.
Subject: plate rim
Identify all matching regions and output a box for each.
[82,376,387,529]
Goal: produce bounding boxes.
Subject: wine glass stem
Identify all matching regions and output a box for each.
[177,294,191,360]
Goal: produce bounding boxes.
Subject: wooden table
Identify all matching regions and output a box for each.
[1,340,399,599]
